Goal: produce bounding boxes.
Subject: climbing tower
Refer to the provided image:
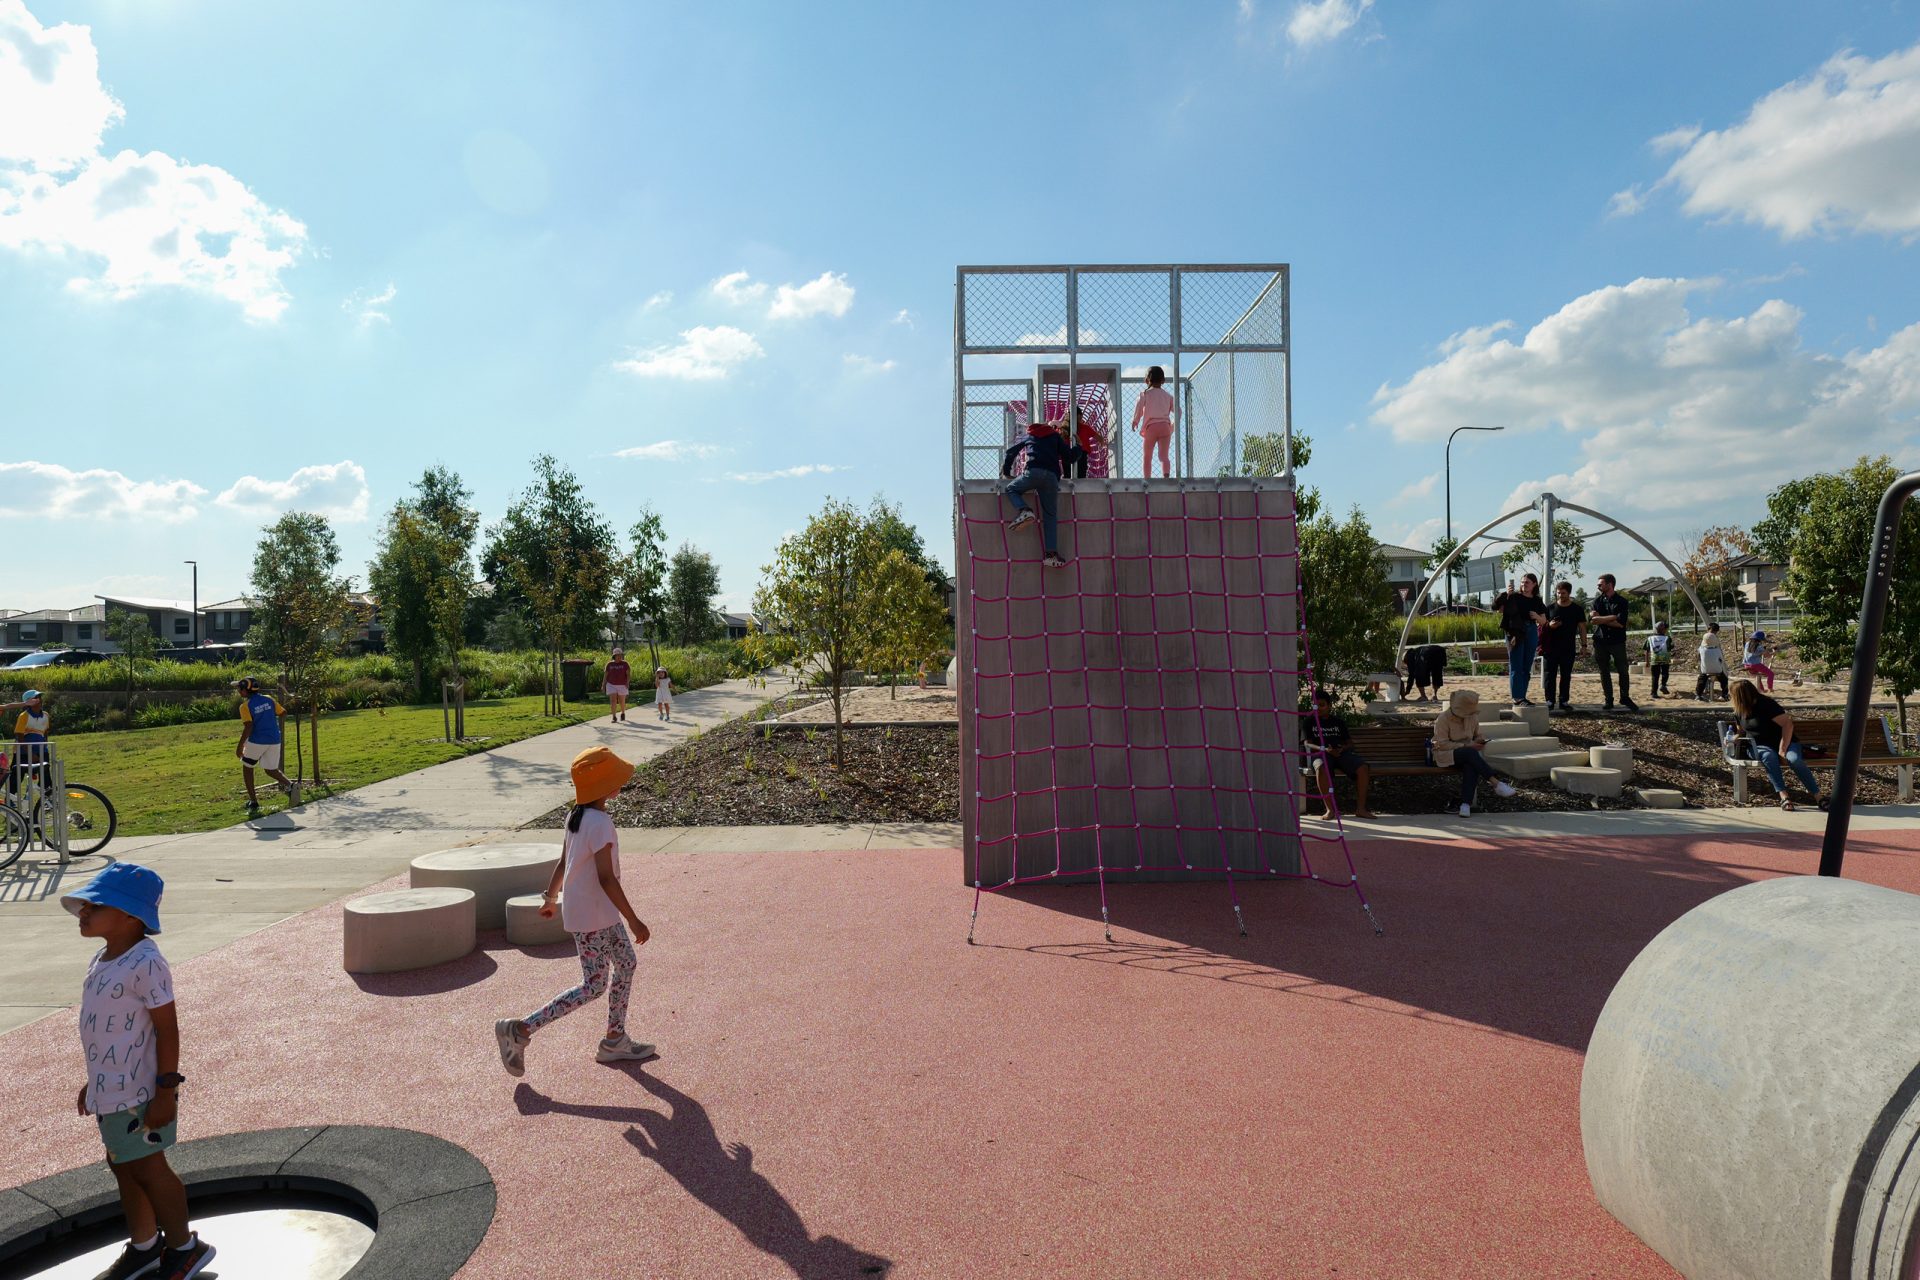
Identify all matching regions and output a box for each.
[952,264,1377,938]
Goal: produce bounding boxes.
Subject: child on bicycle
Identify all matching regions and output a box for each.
[63,862,217,1279]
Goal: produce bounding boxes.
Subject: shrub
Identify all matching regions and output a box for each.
[101,708,130,732]
[132,698,235,731]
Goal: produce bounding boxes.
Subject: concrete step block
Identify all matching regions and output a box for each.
[1480,722,1537,741]
[1630,787,1686,809]
[1499,705,1552,733]
[1498,750,1593,780]
[1552,765,1628,799]
[1481,735,1567,758]
[344,887,476,974]
[1589,745,1635,777]
[505,893,569,946]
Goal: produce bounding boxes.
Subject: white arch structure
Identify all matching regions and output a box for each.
[1395,492,1710,661]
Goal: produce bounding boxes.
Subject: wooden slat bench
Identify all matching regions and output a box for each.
[1716,715,1917,804]
[1306,724,1453,779]
[1469,643,1541,678]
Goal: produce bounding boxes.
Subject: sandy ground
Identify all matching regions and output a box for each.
[781,685,958,724]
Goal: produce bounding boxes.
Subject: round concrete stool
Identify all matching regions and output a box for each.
[343,887,476,974]
[505,893,569,946]
[1584,876,1920,1280]
[410,844,560,930]
[1589,744,1634,776]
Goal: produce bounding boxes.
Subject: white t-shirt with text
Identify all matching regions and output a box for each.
[78,938,174,1115]
[560,807,623,935]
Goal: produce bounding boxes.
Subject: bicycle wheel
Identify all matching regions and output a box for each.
[0,801,29,870]
[35,783,116,857]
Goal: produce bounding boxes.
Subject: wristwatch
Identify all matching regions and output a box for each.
[155,1072,185,1089]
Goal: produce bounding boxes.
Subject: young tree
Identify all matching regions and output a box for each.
[615,507,669,667]
[1500,518,1585,582]
[1682,525,1753,616]
[665,544,722,645]
[1787,456,1920,738]
[1751,476,1819,564]
[1299,506,1397,688]
[864,550,952,700]
[102,609,158,714]
[1427,534,1461,604]
[368,467,478,701]
[486,455,616,713]
[1235,431,1314,495]
[247,513,354,787]
[867,496,946,586]
[754,500,916,764]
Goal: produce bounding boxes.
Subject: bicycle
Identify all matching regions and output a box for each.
[0,794,29,871]
[3,750,116,862]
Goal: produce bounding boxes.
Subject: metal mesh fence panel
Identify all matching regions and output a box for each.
[1076,269,1172,349]
[961,380,1030,481]
[1179,268,1285,348]
[961,270,1068,349]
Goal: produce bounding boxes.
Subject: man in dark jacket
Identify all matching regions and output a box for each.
[1002,419,1083,568]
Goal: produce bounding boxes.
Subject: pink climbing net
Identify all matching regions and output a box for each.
[1009,381,1112,478]
[960,482,1380,941]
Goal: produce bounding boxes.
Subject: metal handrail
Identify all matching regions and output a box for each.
[1820,470,1920,877]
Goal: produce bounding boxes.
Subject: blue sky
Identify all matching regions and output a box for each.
[4,0,1918,610]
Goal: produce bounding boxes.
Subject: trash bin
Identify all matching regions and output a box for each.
[560,658,592,703]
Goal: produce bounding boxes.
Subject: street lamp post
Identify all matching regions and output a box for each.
[1444,425,1505,608]
[184,560,198,650]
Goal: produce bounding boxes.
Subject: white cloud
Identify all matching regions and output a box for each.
[1287,0,1372,48]
[614,325,764,381]
[769,270,855,320]
[0,460,204,522]
[1641,42,1920,238]
[642,290,672,311]
[1606,186,1647,219]
[1371,276,1920,525]
[726,464,844,484]
[892,308,914,328]
[710,270,767,306]
[843,353,896,375]
[215,460,370,522]
[0,2,306,320]
[614,440,724,462]
[1391,472,1439,505]
[343,282,395,328]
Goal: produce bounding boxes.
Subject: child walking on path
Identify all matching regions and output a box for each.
[604,648,632,722]
[1742,629,1776,691]
[654,667,673,722]
[1130,365,1179,479]
[1646,622,1673,697]
[1001,417,1084,569]
[496,747,655,1076]
[1696,622,1730,700]
[64,863,217,1280]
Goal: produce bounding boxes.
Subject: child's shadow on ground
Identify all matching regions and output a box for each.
[515,1076,891,1278]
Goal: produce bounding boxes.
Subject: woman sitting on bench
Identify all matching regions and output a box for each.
[1430,689,1517,818]
[1730,678,1824,811]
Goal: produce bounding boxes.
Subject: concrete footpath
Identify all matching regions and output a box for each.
[0,676,949,1034]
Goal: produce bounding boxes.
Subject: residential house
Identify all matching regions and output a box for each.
[203,597,255,645]
[2,605,105,651]
[96,596,202,649]
[1725,553,1790,605]
[1376,542,1432,613]
[717,611,758,640]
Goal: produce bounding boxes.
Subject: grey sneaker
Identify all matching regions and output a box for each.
[1008,510,1037,530]
[494,1018,528,1077]
[596,1035,658,1064]
[91,1237,164,1280]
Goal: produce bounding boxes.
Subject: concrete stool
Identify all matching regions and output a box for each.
[344,887,476,974]
[1552,765,1627,799]
[410,844,560,930]
[1630,787,1685,809]
[1589,745,1634,777]
[505,893,569,946]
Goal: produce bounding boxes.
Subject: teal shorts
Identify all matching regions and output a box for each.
[96,1101,177,1165]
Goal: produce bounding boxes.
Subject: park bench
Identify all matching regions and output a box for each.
[1468,642,1541,678]
[1305,724,1453,781]
[1716,715,1917,804]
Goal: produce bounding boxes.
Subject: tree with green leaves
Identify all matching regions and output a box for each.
[1752,476,1819,564]
[1787,456,1920,738]
[867,496,946,587]
[368,466,478,702]
[486,455,617,713]
[103,609,158,714]
[1234,431,1313,489]
[1427,534,1461,604]
[665,544,722,645]
[1500,518,1584,583]
[616,507,669,667]
[247,512,354,786]
[864,550,952,700]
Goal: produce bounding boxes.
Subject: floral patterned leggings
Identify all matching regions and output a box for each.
[524,923,635,1039]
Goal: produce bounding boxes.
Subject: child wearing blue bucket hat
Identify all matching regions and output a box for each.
[62,863,216,1280]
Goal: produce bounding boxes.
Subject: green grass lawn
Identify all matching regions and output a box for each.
[50,696,593,836]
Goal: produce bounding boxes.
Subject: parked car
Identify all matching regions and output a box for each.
[0,649,30,667]
[7,650,109,670]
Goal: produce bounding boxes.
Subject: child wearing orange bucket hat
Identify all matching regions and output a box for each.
[495,746,654,1075]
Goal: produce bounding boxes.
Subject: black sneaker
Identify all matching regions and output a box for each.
[155,1236,215,1280]
[1621,700,1640,712]
[244,800,261,815]
[91,1238,164,1280]
[1602,703,1615,712]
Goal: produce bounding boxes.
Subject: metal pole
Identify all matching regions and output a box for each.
[1280,266,1293,485]
[185,560,198,650]
[1226,349,1237,482]
[1542,493,1555,592]
[1444,438,1454,608]
[951,271,965,488]
[1820,470,1920,877]
[1170,267,1183,479]
[1066,267,1079,476]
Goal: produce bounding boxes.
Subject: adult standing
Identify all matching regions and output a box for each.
[1540,581,1588,712]
[233,677,298,816]
[1730,679,1823,811]
[1589,573,1638,712]
[1493,574,1548,707]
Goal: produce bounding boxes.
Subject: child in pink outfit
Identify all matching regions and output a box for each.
[1131,365,1178,478]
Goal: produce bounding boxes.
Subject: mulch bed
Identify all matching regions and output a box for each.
[530,698,959,828]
